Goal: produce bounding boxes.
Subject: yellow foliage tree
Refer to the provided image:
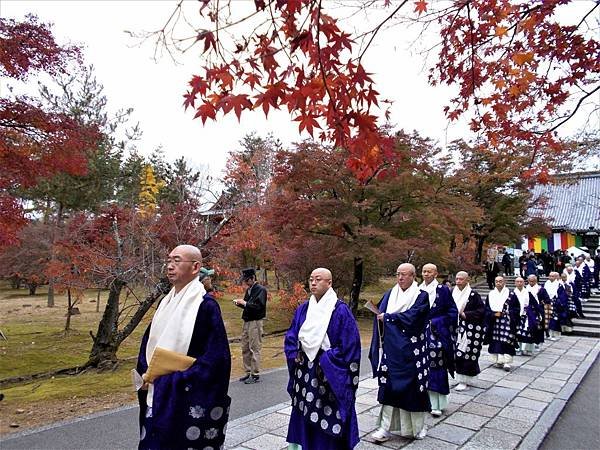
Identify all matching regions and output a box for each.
[138,164,165,216]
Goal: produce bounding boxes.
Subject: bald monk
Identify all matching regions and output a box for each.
[284,268,361,450]
[136,245,231,449]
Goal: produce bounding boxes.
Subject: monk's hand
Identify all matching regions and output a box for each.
[377,313,385,321]
[141,373,150,390]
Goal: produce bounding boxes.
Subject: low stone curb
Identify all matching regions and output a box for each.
[517,341,600,450]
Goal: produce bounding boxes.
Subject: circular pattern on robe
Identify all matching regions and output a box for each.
[353,376,359,385]
[186,426,201,441]
[210,407,224,421]
[303,405,308,415]
[471,355,477,360]
[293,397,297,406]
[431,361,437,368]
[299,401,304,411]
[476,325,482,331]
[306,392,314,402]
[311,378,318,388]
[424,369,428,376]
[418,373,423,380]
[420,385,424,392]
[465,347,471,352]
[350,362,359,372]
[295,384,300,393]
[430,351,436,357]
[474,340,479,346]
[202,447,214,450]
[319,386,326,395]
[467,332,472,337]
[140,426,146,441]
[311,412,319,423]
[380,376,387,384]
[475,333,480,338]
[321,419,329,430]
[332,424,341,434]
[304,373,310,383]
[297,369,302,378]
[316,399,322,408]
[302,387,307,397]
[324,406,332,416]
[308,361,314,369]
[473,348,478,353]
[468,324,473,329]
[336,410,341,420]
[457,350,463,357]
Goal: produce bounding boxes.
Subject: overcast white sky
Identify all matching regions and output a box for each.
[2,0,598,176]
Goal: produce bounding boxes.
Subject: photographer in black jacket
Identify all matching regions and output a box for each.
[234,268,268,384]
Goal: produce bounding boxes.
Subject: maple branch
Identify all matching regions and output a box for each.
[541,84,600,134]
[356,0,408,64]
[315,2,335,118]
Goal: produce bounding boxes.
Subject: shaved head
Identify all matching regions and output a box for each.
[421,263,438,285]
[309,267,333,300]
[174,244,202,262]
[396,263,416,290]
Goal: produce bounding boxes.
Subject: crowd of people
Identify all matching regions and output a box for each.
[132,243,598,449]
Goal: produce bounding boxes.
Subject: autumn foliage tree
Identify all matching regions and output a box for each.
[146,0,598,181]
[262,131,481,313]
[0,15,100,245]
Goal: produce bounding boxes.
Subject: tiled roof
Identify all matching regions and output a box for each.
[530,171,600,232]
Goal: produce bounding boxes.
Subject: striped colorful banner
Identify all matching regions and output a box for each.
[534,237,542,253]
[524,232,581,252]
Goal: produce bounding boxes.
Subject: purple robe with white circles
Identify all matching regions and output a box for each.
[427,284,458,395]
[284,300,361,450]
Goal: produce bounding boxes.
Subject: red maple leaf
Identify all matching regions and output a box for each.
[414,0,427,15]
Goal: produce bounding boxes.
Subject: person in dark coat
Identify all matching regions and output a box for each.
[234,268,268,384]
[484,258,501,289]
[136,245,231,450]
[452,271,485,391]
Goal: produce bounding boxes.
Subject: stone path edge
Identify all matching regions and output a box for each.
[516,341,600,450]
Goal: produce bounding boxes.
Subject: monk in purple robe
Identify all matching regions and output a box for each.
[284,268,361,450]
[135,245,231,450]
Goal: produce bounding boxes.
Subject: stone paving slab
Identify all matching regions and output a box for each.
[227,336,599,450]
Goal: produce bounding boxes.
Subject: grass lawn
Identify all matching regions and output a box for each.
[0,279,394,435]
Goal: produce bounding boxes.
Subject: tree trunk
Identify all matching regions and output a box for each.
[28,282,37,295]
[87,278,125,367]
[348,256,363,316]
[86,278,170,368]
[475,235,485,264]
[65,288,72,332]
[96,288,101,313]
[47,282,55,307]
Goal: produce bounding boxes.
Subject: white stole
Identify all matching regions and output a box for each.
[488,287,509,312]
[544,280,559,299]
[146,277,206,406]
[386,281,420,314]
[419,279,438,307]
[298,287,337,362]
[526,283,540,300]
[513,287,529,316]
[452,284,472,315]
